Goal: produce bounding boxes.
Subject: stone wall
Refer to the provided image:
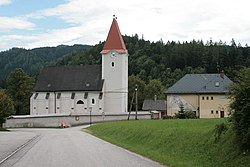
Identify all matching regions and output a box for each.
[3,112,151,128]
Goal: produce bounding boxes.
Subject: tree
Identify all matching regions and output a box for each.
[0,90,14,127]
[230,68,250,151]
[144,79,165,100]
[6,68,34,115]
[128,75,145,110]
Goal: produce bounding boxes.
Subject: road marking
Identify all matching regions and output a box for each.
[0,134,40,165]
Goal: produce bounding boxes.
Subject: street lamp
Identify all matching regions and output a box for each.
[135,84,138,120]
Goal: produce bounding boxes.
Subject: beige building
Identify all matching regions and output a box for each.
[166,73,233,118]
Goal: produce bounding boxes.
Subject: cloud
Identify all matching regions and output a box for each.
[1,0,250,51]
[0,0,12,6]
[0,17,36,32]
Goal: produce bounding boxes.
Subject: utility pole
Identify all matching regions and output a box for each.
[135,84,138,120]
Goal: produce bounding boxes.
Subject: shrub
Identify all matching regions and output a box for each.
[229,68,250,151]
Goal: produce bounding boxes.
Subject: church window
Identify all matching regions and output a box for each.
[84,92,88,99]
[45,93,50,99]
[91,98,96,105]
[34,93,38,99]
[57,93,61,99]
[99,92,103,99]
[77,100,84,104]
[111,62,115,67]
[71,93,75,99]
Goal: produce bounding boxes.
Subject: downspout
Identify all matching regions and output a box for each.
[54,92,56,114]
[197,94,200,118]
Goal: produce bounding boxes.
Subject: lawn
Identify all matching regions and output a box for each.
[0,127,8,131]
[86,119,250,167]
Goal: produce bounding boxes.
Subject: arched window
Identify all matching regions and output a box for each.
[111,62,115,67]
[77,100,84,104]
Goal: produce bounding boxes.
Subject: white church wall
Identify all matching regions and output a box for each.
[30,91,103,115]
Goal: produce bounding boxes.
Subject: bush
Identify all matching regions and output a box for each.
[230,68,250,151]
[175,108,196,119]
[214,122,228,142]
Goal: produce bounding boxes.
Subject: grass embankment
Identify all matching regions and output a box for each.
[0,127,8,131]
[87,119,250,167]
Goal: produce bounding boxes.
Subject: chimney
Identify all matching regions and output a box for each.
[220,70,224,79]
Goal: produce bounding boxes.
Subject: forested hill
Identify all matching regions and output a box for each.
[57,35,250,88]
[0,44,90,87]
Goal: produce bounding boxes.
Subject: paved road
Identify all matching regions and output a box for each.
[0,126,164,167]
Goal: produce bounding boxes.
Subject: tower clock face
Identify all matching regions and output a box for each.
[110,52,116,58]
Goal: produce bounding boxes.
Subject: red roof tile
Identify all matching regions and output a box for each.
[101,18,128,54]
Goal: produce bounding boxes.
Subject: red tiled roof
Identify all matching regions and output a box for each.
[101,18,128,54]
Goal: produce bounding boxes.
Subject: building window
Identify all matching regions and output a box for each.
[202,96,204,100]
[206,96,209,100]
[57,93,61,99]
[211,110,213,114]
[99,92,103,99]
[111,62,115,67]
[34,93,38,99]
[84,92,88,99]
[71,93,75,99]
[77,100,84,104]
[91,98,95,105]
[216,110,218,114]
[45,93,50,99]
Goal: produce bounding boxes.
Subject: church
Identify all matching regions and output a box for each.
[30,17,128,115]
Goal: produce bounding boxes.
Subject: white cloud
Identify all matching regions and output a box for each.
[1,0,250,51]
[0,0,12,6]
[0,17,36,32]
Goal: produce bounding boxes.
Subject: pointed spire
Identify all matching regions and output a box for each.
[101,16,128,54]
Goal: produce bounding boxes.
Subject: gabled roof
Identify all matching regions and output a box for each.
[166,74,233,94]
[142,100,167,111]
[101,18,128,54]
[34,65,104,92]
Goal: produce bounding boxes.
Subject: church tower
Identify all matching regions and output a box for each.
[101,16,128,113]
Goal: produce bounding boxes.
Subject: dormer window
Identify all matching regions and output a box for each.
[215,81,220,87]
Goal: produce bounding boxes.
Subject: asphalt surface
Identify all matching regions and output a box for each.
[0,126,164,167]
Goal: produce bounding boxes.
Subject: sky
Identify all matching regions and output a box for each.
[0,0,250,51]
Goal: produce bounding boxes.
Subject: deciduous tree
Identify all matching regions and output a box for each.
[0,90,14,127]
[6,68,34,115]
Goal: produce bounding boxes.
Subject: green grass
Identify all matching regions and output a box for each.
[87,119,250,167]
[0,127,9,131]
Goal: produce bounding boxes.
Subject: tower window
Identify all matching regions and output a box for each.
[111,62,115,67]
